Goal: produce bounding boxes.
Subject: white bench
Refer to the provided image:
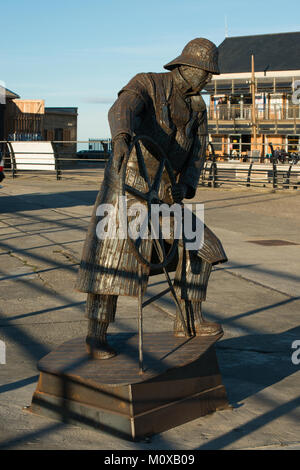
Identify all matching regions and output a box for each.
[8,141,57,171]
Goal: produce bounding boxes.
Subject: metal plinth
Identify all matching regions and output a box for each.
[29,332,229,440]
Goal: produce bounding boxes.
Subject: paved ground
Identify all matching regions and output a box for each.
[0,173,299,450]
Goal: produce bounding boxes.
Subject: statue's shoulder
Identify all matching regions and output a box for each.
[124,71,170,88]
[118,72,171,103]
[146,72,173,102]
[118,72,153,95]
[146,72,172,87]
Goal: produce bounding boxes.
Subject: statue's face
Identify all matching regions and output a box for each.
[179,65,212,93]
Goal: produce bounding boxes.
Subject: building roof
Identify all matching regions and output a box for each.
[5,88,20,99]
[218,32,300,73]
[45,107,78,115]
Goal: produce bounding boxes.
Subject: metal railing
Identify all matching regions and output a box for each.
[201,160,300,190]
[1,139,300,191]
[202,142,300,190]
[208,104,300,121]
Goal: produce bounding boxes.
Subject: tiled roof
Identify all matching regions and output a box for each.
[218,32,300,73]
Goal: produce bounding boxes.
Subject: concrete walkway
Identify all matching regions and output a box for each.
[0,174,299,450]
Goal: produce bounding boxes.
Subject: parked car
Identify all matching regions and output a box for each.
[0,158,5,183]
[76,150,110,160]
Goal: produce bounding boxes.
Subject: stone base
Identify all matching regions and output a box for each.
[29,332,229,440]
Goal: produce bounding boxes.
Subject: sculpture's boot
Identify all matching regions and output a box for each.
[174,300,223,337]
[173,299,194,338]
[85,319,116,359]
[194,307,223,336]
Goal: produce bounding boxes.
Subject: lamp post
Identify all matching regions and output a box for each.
[251,54,257,153]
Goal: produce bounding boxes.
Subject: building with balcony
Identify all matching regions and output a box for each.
[204,32,300,158]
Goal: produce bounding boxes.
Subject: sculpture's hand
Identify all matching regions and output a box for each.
[112,134,130,172]
[171,183,188,203]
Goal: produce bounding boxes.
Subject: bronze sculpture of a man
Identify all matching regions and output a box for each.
[76,38,227,359]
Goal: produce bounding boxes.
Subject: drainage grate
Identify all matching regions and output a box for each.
[247,239,299,246]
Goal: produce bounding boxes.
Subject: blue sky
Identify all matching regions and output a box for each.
[2,0,300,141]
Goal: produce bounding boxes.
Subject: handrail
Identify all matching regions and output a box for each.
[0,140,299,189]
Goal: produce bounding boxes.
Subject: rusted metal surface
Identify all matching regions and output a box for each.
[36,332,223,386]
[30,332,229,440]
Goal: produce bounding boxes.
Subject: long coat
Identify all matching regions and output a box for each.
[76,71,227,298]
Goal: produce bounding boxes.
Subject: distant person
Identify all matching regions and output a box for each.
[218,97,226,119]
[273,147,280,163]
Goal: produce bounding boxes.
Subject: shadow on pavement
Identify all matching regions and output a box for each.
[217,326,300,404]
[0,190,98,213]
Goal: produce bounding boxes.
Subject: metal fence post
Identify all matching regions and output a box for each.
[284,164,292,189]
[269,142,278,189]
[53,142,62,180]
[273,161,277,189]
[207,142,218,188]
[247,163,253,187]
[212,161,217,188]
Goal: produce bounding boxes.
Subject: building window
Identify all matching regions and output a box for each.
[287,135,299,152]
[54,128,63,142]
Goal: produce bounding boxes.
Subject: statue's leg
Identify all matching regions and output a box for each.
[174,300,223,337]
[85,293,118,359]
[173,249,222,337]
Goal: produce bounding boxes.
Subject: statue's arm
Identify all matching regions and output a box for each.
[108,91,146,142]
[178,109,208,199]
[108,77,148,172]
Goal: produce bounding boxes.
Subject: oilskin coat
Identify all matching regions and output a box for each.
[76,71,227,298]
